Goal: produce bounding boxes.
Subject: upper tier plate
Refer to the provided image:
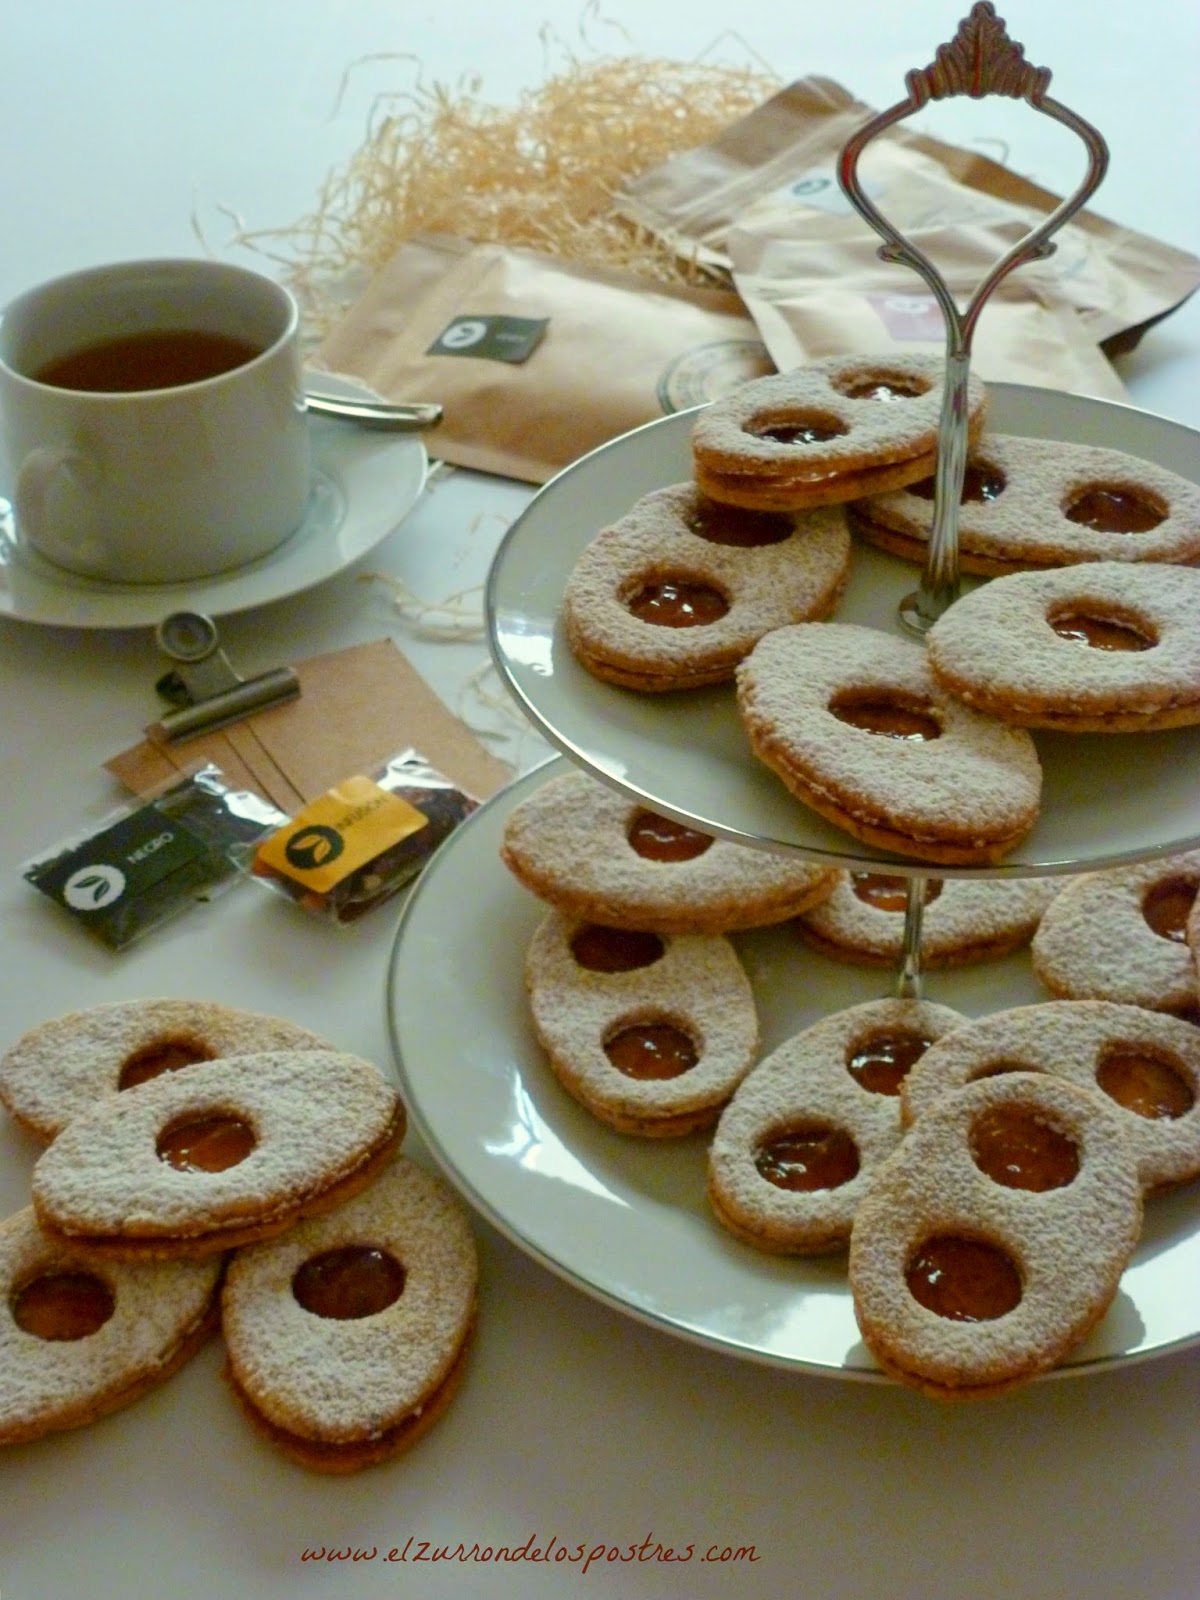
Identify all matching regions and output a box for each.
[486,383,1200,879]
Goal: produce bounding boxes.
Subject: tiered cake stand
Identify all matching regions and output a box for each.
[385,7,1200,1378]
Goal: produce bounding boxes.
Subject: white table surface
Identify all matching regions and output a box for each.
[1,5,1198,1599]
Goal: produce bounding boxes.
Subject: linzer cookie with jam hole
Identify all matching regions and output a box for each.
[707,998,964,1255]
[31,1050,406,1259]
[499,768,838,934]
[849,1071,1143,1399]
[561,481,851,692]
[524,909,758,1137]
[221,1153,477,1474]
[0,998,332,1142]
[690,353,987,512]
[848,433,1200,576]
[900,1000,1200,1193]
[925,562,1200,732]
[795,871,1059,969]
[734,621,1043,865]
[1031,852,1200,1021]
[0,1206,222,1447]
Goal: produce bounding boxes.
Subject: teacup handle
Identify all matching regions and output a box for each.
[14,445,102,569]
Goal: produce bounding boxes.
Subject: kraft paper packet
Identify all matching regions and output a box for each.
[310,232,774,485]
[105,637,511,812]
[617,77,1200,358]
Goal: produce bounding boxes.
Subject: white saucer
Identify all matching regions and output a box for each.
[0,382,427,628]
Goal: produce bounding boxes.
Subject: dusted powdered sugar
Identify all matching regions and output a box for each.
[32,1050,402,1240]
[853,433,1200,570]
[1032,851,1200,1014]
[798,871,1060,967]
[563,483,850,686]
[926,562,1200,722]
[0,997,333,1141]
[902,999,1200,1190]
[708,998,964,1252]
[500,768,836,933]
[692,353,986,471]
[221,1155,477,1441]
[849,1072,1143,1393]
[0,1207,220,1443]
[525,909,758,1122]
[736,622,1042,847]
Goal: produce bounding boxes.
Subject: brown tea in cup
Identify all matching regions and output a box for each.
[35,329,263,393]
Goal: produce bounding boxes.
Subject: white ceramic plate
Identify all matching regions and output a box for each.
[486,384,1200,878]
[0,376,427,627]
[387,759,1200,1380]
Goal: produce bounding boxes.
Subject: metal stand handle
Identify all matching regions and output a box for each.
[838,1,1109,637]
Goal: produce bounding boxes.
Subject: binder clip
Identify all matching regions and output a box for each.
[153,611,301,740]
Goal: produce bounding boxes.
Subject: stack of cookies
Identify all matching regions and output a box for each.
[0,999,477,1472]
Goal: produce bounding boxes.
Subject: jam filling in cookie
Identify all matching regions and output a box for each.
[926,561,1200,732]
[707,999,964,1254]
[1031,850,1200,1018]
[901,1000,1200,1192]
[691,353,987,513]
[849,1072,1143,1397]
[562,481,851,692]
[849,434,1200,575]
[0,1207,221,1446]
[499,769,837,935]
[795,870,1058,969]
[0,999,332,1142]
[31,1050,406,1258]
[524,909,759,1137]
[221,1155,477,1473]
[735,621,1042,865]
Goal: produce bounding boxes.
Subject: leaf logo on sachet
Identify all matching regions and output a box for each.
[283,826,345,871]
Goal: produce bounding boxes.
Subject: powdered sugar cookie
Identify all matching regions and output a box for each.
[524,909,758,1136]
[926,562,1200,732]
[708,998,964,1255]
[500,769,837,934]
[222,1154,477,1473]
[850,434,1200,575]
[901,1000,1200,1192]
[795,870,1059,968]
[0,1206,221,1446]
[1031,852,1200,1020]
[735,622,1043,865]
[849,1071,1143,1398]
[691,353,987,512]
[0,999,332,1143]
[562,482,851,692]
[32,1050,406,1258]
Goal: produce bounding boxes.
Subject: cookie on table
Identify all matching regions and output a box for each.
[222,1154,477,1474]
[31,1050,406,1259]
[795,869,1059,969]
[849,434,1200,576]
[0,1206,221,1447]
[691,353,988,512]
[708,998,964,1255]
[1031,852,1200,1020]
[562,482,852,692]
[0,998,332,1143]
[500,769,837,934]
[524,909,758,1137]
[926,562,1200,732]
[734,621,1043,866]
[901,1000,1200,1192]
[849,1071,1143,1399]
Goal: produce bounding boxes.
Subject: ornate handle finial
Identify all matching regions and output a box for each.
[838,3,1109,636]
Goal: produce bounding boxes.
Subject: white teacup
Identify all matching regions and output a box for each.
[0,258,311,584]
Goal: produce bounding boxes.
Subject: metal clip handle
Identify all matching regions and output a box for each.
[838,1,1109,634]
[153,611,300,740]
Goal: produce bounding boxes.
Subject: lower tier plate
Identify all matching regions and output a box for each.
[386,759,1200,1380]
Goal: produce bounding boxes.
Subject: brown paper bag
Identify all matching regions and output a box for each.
[311,233,774,484]
[618,78,1200,358]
